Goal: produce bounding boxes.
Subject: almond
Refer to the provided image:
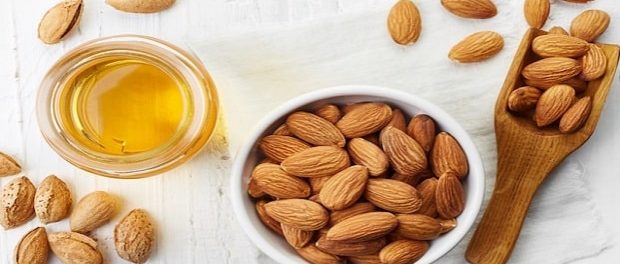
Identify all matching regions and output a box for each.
[386,109,407,132]
[252,163,310,199]
[363,134,381,147]
[14,227,49,264]
[390,172,421,186]
[70,191,119,233]
[316,235,386,256]
[379,240,429,264]
[1,176,35,229]
[330,202,376,226]
[281,146,350,178]
[256,200,283,235]
[348,254,382,264]
[259,135,311,162]
[387,0,422,45]
[395,214,442,240]
[337,103,393,138]
[416,178,438,217]
[524,76,587,93]
[532,34,589,58]
[265,199,328,231]
[559,96,592,133]
[548,26,569,35]
[247,177,266,198]
[407,114,436,153]
[315,104,342,124]
[282,224,313,249]
[342,103,364,114]
[310,176,331,195]
[296,245,344,264]
[522,57,582,84]
[48,232,103,264]
[106,0,175,13]
[37,0,83,44]
[448,31,504,63]
[570,10,610,42]
[508,86,542,112]
[287,111,346,147]
[273,124,292,136]
[380,126,427,176]
[326,212,397,242]
[563,0,592,2]
[114,209,155,263]
[435,172,465,219]
[365,178,422,214]
[319,165,369,210]
[439,218,458,233]
[580,44,607,81]
[524,0,550,29]
[34,175,72,224]
[0,152,21,177]
[348,138,390,176]
[440,0,497,19]
[534,84,576,127]
[431,132,468,179]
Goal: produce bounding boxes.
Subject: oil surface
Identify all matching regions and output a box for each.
[59,58,190,155]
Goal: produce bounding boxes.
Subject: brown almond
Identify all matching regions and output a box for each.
[259,135,311,162]
[273,124,292,136]
[330,202,376,226]
[106,0,175,13]
[114,209,155,263]
[364,178,422,214]
[532,34,589,58]
[534,84,576,127]
[252,163,310,199]
[381,126,427,176]
[448,31,504,63]
[436,172,465,219]
[310,176,331,195]
[559,96,592,133]
[386,109,407,132]
[390,172,421,187]
[563,0,592,2]
[256,200,283,235]
[316,235,386,256]
[348,254,382,264]
[14,227,49,264]
[522,57,582,84]
[326,212,397,242]
[379,240,429,264]
[570,10,610,42]
[548,26,569,35]
[315,104,342,124]
[0,152,21,177]
[439,218,458,233]
[407,114,436,153]
[524,0,550,29]
[34,175,72,224]
[395,214,442,240]
[48,232,103,264]
[281,146,350,178]
[287,112,346,147]
[387,0,422,45]
[319,165,369,210]
[37,0,83,44]
[265,199,328,231]
[431,132,468,179]
[247,177,266,198]
[524,76,587,93]
[337,103,393,138]
[348,138,390,176]
[1,176,36,229]
[416,178,438,217]
[282,224,313,249]
[441,0,497,19]
[70,191,119,233]
[580,44,607,81]
[296,245,344,264]
[508,86,542,112]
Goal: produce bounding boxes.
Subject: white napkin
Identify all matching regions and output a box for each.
[189,5,611,263]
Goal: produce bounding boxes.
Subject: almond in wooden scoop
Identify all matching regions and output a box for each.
[534,84,576,127]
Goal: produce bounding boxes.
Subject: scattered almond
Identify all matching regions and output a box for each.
[252,163,311,199]
[387,0,422,45]
[580,44,607,81]
[448,31,504,63]
[287,112,346,147]
[106,0,175,13]
[114,209,155,263]
[265,199,328,231]
[348,138,390,176]
[524,0,550,29]
[436,172,465,219]
[1,176,36,229]
[534,84,576,127]
[48,232,103,264]
[532,34,589,58]
[70,191,119,233]
[522,57,582,84]
[365,178,422,214]
[37,0,83,44]
[570,10,610,42]
[508,86,542,112]
[0,152,21,177]
[282,224,313,249]
[440,0,497,19]
[14,227,49,264]
[315,104,342,124]
[559,96,592,133]
[281,146,350,177]
[431,132,469,179]
[379,240,429,264]
[34,175,72,224]
[319,165,369,210]
[326,212,397,242]
[407,114,436,153]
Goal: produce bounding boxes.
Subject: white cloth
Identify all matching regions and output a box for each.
[189,4,611,263]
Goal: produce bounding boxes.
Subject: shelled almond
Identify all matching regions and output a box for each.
[247,102,469,263]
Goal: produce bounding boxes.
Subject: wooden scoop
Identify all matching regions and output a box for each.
[465,28,620,264]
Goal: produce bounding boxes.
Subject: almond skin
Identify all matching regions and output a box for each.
[559,96,592,134]
[256,200,283,235]
[407,114,436,153]
[296,245,344,264]
[449,31,504,63]
[379,240,429,264]
[387,0,422,45]
[282,224,313,249]
[524,0,550,29]
[48,232,103,264]
[580,44,607,81]
[326,212,397,242]
[329,202,376,226]
[34,175,72,224]
[337,103,393,138]
[416,178,438,217]
[287,111,346,147]
[508,86,542,112]
[316,235,386,256]
[281,146,350,178]
[394,214,442,240]
[534,84,576,127]
[319,165,369,210]
[436,172,465,219]
[14,227,49,264]
[70,191,119,233]
[259,135,310,162]
[252,163,311,199]
[1,176,36,229]
[348,138,390,176]
[265,199,328,231]
[431,132,469,179]
[114,209,155,264]
[532,34,589,58]
[0,152,21,177]
[106,0,175,13]
[380,126,427,176]
[364,178,422,214]
[315,104,342,124]
[570,10,610,42]
[522,57,582,84]
[548,26,569,35]
[440,0,497,19]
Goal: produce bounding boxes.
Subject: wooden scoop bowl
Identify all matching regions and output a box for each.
[465,28,620,264]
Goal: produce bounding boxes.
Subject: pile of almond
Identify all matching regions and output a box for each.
[247,102,469,264]
[508,9,610,133]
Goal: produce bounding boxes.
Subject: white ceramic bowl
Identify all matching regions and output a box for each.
[230,85,485,264]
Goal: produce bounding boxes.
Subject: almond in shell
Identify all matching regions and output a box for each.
[532,34,589,58]
[70,191,119,233]
[580,44,607,81]
[435,172,465,219]
[265,199,328,231]
[106,0,175,13]
[282,224,313,249]
[522,57,582,84]
[508,86,542,112]
[0,152,21,177]
[407,114,436,153]
[315,104,342,124]
[252,163,310,199]
[348,138,390,176]
[559,96,592,133]
[534,84,576,127]
[337,103,393,138]
[1,176,36,229]
[440,0,497,19]
[330,202,376,226]
[37,0,83,44]
[364,178,422,214]
[296,245,344,264]
[431,132,469,179]
[49,232,102,264]
[34,175,72,224]
[570,10,610,42]
[524,0,550,29]
[448,31,504,63]
[379,240,429,264]
[316,235,386,256]
[319,165,369,210]
[114,209,155,263]
[287,111,346,147]
[14,227,49,264]
[281,146,350,178]
[394,214,442,240]
[326,212,397,242]
[387,0,422,45]
[380,126,427,176]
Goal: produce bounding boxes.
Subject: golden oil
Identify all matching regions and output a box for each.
[58,57,193,155]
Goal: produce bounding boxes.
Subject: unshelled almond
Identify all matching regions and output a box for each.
[315,104,342,124]
[281,146,350,177]
[114,209,155,263]
[548,26,569,35]
[273,124,292,136]
[387,0,422,45]
[310,176,331,195]
[70,191,119,233]
[508,86,542,112]
[252,163,310,199]
[265,199,328,231]
[326,212,397,242]
[49,232,103,264]
[395,214,442,240]
[337,103,393,138]
[448,31,504,63]
[390,172,421,186]
[440,0,497,19]
[570,10,610,42]
[329,202,376,226]
[386,109,407,132]
[37,0,83,44]
[524,0,550,29]
[580,44,607,81]
[379,240,429,264]
[436,172,465,219]
[316,235,386,256]
[559,96,592,133]
[380,126,427,176]
[364,178,422,214]
[407,114,436,153]
[287,111,346,147]
[348,138,390,176]
[14,227,49,264]
[296,245,344,264]
[439,218,458,233]
[259,135,310,162]
[431,132,469,179]
[256,200,283,235]
[532,34,589,58]
[522,57,582,84]
[106,0,175,13]
[282,224,313,249]
[416,177,438,217]
[348,254,382,264]
[319,165,369,210]
[247,177,265,198]
[0,152,21,177]
[1,176,36,229]
[534,84,576,127]
[34,175,72,224]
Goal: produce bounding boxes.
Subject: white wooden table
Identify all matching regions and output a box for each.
[1,0,619,263]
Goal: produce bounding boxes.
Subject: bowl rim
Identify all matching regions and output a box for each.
[230,85,485,264]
